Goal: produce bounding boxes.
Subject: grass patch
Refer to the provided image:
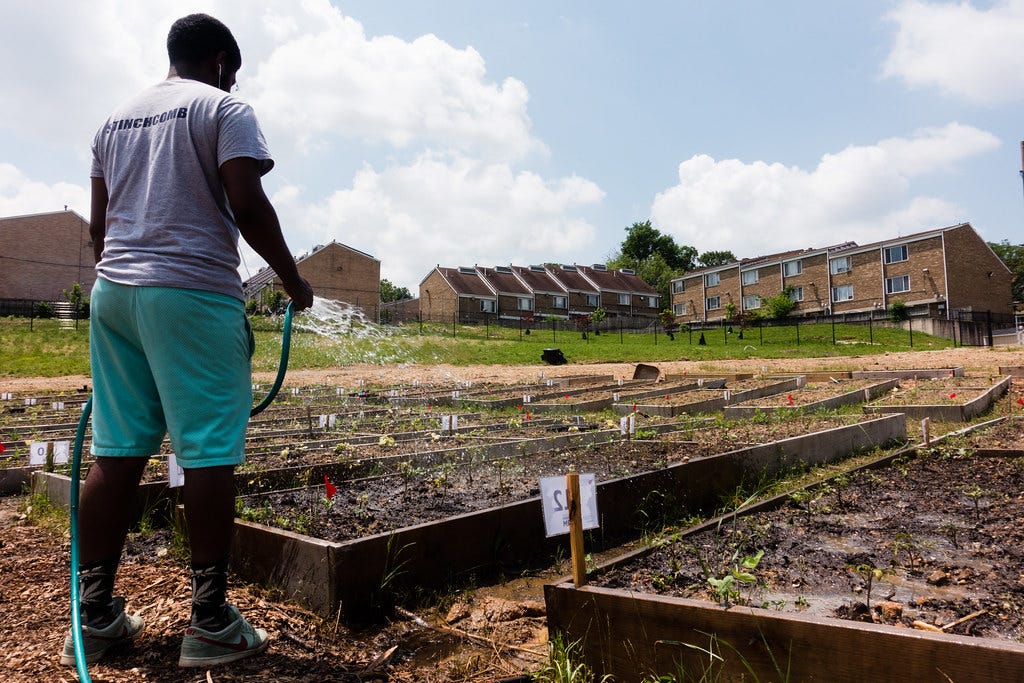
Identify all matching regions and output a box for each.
[2,314,956,378]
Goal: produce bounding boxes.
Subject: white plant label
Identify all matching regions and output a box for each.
[51,401,65,410]
[52,440,70,464]
[540,474,599,537]
[318,414,328,429]
[328,414,337,428]
[168,453,185,488]
[697,378,704,387]
[620,414,636,436]
[29,442,48,465]
[441,415,459,433]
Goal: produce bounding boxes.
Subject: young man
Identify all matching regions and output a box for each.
[62,13,313,668]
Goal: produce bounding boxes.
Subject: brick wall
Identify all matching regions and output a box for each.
[943,225,1013,314]
[259,243,380,320]
[0,211,97,301]
[419,269,459,322]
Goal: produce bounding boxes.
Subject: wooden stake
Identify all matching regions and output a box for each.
[921,417,930,447]
[566,472,587,587]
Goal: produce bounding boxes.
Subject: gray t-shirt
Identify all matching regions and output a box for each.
[91,78,273,301]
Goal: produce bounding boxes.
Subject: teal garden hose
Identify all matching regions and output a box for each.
[68,302,294,681]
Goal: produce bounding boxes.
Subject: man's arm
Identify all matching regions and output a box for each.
[89,177,109,264]
[220,157,314,310]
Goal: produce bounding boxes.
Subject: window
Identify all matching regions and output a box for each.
[617,293,630,305]
[886,275,910,294]
[585,293,600,307]
[552,295,567,309]
[647,296,658,308]
[517,297,533,311]
[783,260,802,276]
[884,244,908,264]
[673,302,686,316]
[480,299,495,313]
[705,272,720,287]
[831,285,853,302]
[672,280,685,294]
[829,257,850,274]
[788,286,804,302]
[741,270,759,285]
[706,296,721,310]
[742,295,761,310]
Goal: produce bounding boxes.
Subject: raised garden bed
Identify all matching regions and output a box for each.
[224,414,904,619]
[865,376,1011,421]
[546,420,1024,682]
[723,378,898,418]
[618,377,802,416]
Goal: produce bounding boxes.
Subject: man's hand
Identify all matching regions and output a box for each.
[285,276,314,311]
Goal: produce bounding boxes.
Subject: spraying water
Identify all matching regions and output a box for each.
[296,296,391,339]
[287,296,417,365]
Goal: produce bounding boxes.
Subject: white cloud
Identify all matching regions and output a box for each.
[650,123,999,256]
[0,164,89,217]
[263,154,604,288]
[249,13,543,160]
[883,0,1024,104]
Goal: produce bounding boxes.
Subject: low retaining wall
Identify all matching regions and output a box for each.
[851,367,963,380]
[864,376,1011,422]
[544,584,1024,683]
[618,377,801,417]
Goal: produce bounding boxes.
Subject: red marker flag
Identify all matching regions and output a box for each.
[950,392,956,399]
[1017,398,1023,406]
[324,475,337,501]
[0,443,5,455]
[787,394,794,405]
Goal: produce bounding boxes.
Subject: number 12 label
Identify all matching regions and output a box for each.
[539,474,599,537]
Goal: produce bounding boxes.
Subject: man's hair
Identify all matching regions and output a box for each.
[167,13,241,71]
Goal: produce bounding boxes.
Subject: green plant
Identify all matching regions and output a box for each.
[533,634,610,683]
[961,484,990,518]
[849,563,894,609]
[938,521,960,549]
[889,299,909,322]
[707,549,764,605]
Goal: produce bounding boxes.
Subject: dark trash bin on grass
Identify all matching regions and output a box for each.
[541,348,568,365]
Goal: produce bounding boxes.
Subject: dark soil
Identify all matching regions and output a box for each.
[236,414,871,541]
[597,420,1024,641]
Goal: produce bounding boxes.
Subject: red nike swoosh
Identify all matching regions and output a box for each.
[195,634,249,651]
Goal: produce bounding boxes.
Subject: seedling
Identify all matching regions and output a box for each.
[849,563,894,609]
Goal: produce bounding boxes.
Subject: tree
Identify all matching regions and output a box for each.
[609,222,696,306]
[760,288,797,320]
[380,278,412,303]
[989,241,1024,301]
[618,220,697,271]
[698,250,737,268]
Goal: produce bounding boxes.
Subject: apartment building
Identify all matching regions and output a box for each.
[670,223,1012,323]
[419,263,660,324]
[0,210,97,301]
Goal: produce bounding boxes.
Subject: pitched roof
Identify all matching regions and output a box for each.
[435,267,496,297]
[545,264,598,293]
[511,265,566,294]
[577,265,658,294]
[476,266,532,295]
[243,240,378,292]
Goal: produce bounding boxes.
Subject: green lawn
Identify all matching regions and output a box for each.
[0,315,956,378]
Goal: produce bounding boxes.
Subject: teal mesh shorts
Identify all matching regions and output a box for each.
[89,278,254,468]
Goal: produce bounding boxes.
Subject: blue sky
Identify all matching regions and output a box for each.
[2,1,1022,290]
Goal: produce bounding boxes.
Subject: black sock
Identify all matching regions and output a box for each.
[79,558,119,628]
[190,558,230,630]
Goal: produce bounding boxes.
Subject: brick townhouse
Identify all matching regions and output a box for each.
[418,263,660,324]
[671,223,1013,323]
[243,240,380,320]
[0,210,97,301]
